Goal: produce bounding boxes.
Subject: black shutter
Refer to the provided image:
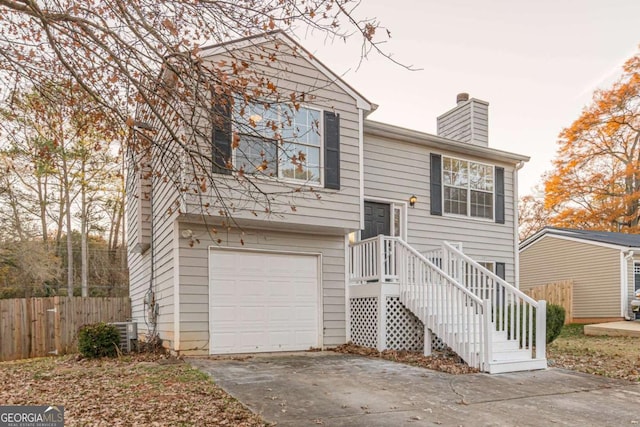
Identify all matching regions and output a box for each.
[212,98,232,175]
[495,167,505,223]
[324,111,340,190]
[496,262,506,280]
[430,153,442,216]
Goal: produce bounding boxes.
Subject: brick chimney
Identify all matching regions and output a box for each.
[437,93,489,147]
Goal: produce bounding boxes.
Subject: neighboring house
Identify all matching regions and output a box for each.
[520,227,640,322]
[127,32,546,373]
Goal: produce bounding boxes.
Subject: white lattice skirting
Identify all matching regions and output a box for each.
[350,297,378,348]
[350,296,445,352]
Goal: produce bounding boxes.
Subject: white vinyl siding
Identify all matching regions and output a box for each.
[127,126,182,349]
[183,40,364,232]
[176,222,346,354]
[362,132,518,283]
[437,99,489,147]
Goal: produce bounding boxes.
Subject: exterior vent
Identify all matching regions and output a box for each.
[110,322,138,353]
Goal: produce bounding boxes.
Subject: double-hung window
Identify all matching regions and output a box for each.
[233,101,322,184]
[443,156,494,219]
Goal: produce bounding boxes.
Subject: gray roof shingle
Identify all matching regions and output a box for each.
[521,226,640,249]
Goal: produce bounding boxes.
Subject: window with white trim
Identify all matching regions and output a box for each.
[233,101,322,184]
[443,156,494,219]
[478,262,495,273]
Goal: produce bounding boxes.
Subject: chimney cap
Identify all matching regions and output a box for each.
[456,93,470,104]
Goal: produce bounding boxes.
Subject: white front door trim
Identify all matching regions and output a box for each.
[363,197,408,241]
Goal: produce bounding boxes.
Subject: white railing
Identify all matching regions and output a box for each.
[350,236,490,370]
[348,237,546,370]
[439,241,546,360]
[349,235,398,283]
[395,239,490,370]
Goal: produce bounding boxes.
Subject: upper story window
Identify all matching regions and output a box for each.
[212,97,341,190]
[442,156,494,219]
[233,101,322,184]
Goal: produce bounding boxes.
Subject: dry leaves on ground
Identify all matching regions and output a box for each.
[547,325,640,382]
[333,343,479,374]
[0,353,268,426]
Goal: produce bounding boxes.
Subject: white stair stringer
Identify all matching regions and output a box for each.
[395,240,547,374]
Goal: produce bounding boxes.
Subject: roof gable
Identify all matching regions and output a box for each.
[520,226,640,251]
[201,31,373,111]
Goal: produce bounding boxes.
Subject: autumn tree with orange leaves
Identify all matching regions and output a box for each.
[545,48,640,233]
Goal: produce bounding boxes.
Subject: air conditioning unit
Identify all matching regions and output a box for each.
[110,322,138,353]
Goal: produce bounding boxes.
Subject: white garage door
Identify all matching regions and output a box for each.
[209,249,320,354]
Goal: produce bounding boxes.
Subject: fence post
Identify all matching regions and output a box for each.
[54,297,62,355]
[536,300,546,360]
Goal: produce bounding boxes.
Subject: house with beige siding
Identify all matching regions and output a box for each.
[127,31,548,373]
[520,227,640,322]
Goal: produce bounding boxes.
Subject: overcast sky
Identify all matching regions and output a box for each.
[296,0,640,196]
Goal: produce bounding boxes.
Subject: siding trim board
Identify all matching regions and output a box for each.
[173,222,181,351]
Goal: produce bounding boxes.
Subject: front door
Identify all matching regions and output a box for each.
[362,201,391,240]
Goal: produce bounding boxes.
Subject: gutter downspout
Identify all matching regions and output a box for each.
[513,161,525,288]
[622,250,634,320]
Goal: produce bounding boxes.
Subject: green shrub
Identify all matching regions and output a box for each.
[77,322,120,358]
[545,304,566,344]
[503,303,566,345]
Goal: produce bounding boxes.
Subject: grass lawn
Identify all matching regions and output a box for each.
[0,354,268,426]
[547,323,640,381]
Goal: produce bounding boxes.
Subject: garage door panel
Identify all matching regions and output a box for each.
[210,250,320,354]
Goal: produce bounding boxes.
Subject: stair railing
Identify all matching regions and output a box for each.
[440,241,546,360]
[349,235,398,284]
[395,239,490,371]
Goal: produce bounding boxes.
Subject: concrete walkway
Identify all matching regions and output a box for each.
[191,352,640,426]
[585,320,640,337]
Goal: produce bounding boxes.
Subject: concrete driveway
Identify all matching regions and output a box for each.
[191,352,640,426]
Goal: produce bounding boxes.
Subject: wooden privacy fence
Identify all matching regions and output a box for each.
[0,296,131,362]
[523,280,573,324]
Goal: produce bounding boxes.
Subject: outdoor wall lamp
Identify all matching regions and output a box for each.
[409,195,417,207]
